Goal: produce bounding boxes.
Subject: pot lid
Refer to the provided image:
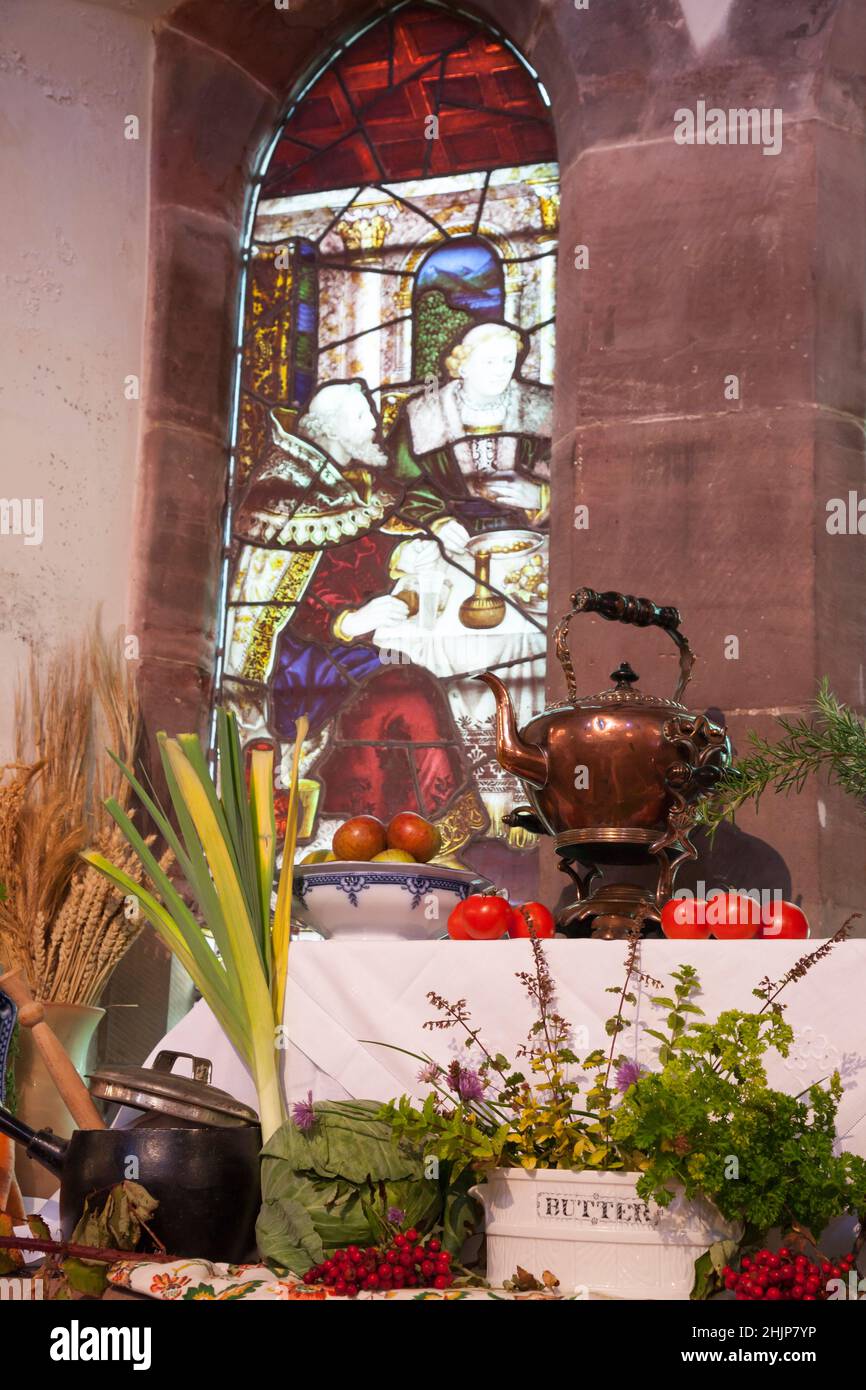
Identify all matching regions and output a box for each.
[87,1050,259,1128]
[545,663,690,714]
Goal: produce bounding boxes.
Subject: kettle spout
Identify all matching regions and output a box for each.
[477,671,548,790]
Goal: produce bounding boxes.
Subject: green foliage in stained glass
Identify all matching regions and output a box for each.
[413,291,473,382]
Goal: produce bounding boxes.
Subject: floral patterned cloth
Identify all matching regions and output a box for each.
[106,1259,572,1301]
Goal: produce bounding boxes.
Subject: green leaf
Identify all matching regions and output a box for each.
[709,1238,740,1274]
[212,712,261,952]
[122,1180,160,1227]
[255,1193,324,1274]
[262,1102,423,1184]
[690,1249,716,1301]
[27,1214,52,1241]
[65,1179,161,1272]
[691,1238,739,1300]
[61,1258,109,1296]
[0,1217,21,1277]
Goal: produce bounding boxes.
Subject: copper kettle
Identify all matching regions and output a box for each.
[479,588,730,887]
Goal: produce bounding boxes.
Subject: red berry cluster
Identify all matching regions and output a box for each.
[302,1228,454,1298]
[723,1247,857,1300]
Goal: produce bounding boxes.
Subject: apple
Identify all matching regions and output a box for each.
[332,815,387,861]
[386,812,441,863]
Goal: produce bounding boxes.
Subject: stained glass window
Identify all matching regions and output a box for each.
[216,0,558,893]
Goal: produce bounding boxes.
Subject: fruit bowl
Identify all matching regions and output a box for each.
[292,861,491,941]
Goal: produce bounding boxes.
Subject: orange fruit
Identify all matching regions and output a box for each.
[332,815,387,862]
[386,812,441,864]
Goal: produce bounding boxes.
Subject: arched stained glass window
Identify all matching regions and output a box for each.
[216,1,558,894]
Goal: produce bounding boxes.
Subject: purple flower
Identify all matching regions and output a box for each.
[454,1067,486,1103]
[387,1206,405,1226]
[417,1062,440,1086]
[291,1089,316,1132]
[615,1061,644,1094]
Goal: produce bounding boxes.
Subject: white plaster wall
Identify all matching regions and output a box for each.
[0,0,154,755]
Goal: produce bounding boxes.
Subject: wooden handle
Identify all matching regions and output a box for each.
[0,968,106,1132]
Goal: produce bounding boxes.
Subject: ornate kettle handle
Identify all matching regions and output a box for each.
[554,588,696,704]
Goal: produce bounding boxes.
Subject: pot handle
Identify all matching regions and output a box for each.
[153,1050,213,1085]
[554,588,695,704]
[0,1104,68,1176]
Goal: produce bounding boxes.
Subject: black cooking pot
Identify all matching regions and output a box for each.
[0,1106,262,1262]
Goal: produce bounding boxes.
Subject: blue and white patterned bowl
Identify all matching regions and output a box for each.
[292,861,491,941]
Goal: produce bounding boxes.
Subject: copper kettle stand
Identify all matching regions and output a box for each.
[505,588,728,940]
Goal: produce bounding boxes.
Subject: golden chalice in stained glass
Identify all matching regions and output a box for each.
[459,531,542,629]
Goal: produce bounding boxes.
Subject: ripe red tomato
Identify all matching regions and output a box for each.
[508,902,555,939]
[756,901,810,939]
[446,901,473,940]
[460,894,513,941]
[660,897,712,940]
[706,891,762,940]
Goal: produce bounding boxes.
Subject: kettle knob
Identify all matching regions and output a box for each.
[611,662,639,689]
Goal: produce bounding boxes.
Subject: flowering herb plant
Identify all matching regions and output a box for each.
[378,919,866,1296]
[378,926,658,1177]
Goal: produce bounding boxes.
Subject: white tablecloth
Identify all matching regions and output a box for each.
[142,940,866,1157]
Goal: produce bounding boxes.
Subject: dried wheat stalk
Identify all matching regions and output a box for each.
[0,620,167,1005]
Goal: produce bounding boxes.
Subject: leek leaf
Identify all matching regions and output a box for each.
[249,746,276,981]
[80,851,248,1059]
[213,712,260,945]
[273,715,307,1022]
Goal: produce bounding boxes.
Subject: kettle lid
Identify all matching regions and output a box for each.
[545,662,690,715]
[87,1050,259,1128]
[587,661,688,710]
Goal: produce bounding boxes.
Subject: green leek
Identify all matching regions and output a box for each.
[82,708,307,1142]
